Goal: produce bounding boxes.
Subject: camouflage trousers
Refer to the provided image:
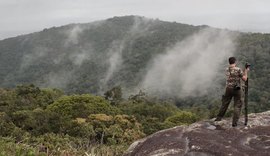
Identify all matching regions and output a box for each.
[216,87,243,126]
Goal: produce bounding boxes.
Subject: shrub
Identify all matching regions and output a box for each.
[87,114,144,145]
[164,111,198,127]
[47,94,121,118]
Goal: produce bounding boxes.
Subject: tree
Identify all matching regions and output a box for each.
[47,94,120,118]
[87,114,144,145]
[104,86,123,105]
[164,111,198,127]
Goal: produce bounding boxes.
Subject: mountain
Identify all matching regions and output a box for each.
[0,16,203,93]
[124,111,270,156]
[0,16,269,111]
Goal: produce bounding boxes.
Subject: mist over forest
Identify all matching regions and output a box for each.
[0,15,270,155]
[0,16,269,105]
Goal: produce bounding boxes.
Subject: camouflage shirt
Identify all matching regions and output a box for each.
[225,66,243,88]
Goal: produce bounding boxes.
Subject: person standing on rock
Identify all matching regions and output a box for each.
[215,57,249,127]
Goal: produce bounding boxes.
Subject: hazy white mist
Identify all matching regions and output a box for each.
[141,28,237,97]
[65,25,83,45]
[104,40,125,84]
[102,17,154,88]
[43,70,75,89]
[14,17,239,95]
[20,46,48,69]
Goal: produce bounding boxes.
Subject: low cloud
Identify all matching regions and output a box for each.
[65,25,83,46]
[68,44,94,66]
[140,28,238,97]
[104,40,125,84]
[42,70,74,89]
[102,17,154,88]
[20,46,49,70]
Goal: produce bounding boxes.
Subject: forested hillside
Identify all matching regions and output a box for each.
[0,16,269,113]
[0,16,201,93]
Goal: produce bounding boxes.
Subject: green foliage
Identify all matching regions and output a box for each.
[0,88,17,113]
[1,82,266,155]
[0,112,17,137]
[11,109,61,135]
[65,119,95,138]
[0,137,40,156]
[35,88,63,108]
[87,114,144,145]
[118,99,177,135]
[104,86,123,105]
[0,135,128,156]
[117,91,200,135]
[15,84,41,97]
[0,85,63,114]
[141,117,165,135]
[119,100,178,121]
[164,111,198,126]
[47,94,120,118]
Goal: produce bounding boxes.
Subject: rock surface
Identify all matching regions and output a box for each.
[124,111,270,156]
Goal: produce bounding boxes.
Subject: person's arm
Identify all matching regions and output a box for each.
[241,68,249,81]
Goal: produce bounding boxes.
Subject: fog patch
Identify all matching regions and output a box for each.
[104,40,125,84]
[41,70,74,89]
[69,44,94,66]
[102,17,154,88]
[20,46,49,69]
[65,25,83,46]
[141,28,237,97]
[64,20,104,46]
[130,16,155,35]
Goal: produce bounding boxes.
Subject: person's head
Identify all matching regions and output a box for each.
[228,57,236,65]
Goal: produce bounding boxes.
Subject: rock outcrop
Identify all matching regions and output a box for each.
[125,111,270,156]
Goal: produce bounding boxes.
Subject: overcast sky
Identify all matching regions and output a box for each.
[1,0,270,40]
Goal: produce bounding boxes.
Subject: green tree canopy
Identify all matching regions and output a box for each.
[47,94,121,118]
